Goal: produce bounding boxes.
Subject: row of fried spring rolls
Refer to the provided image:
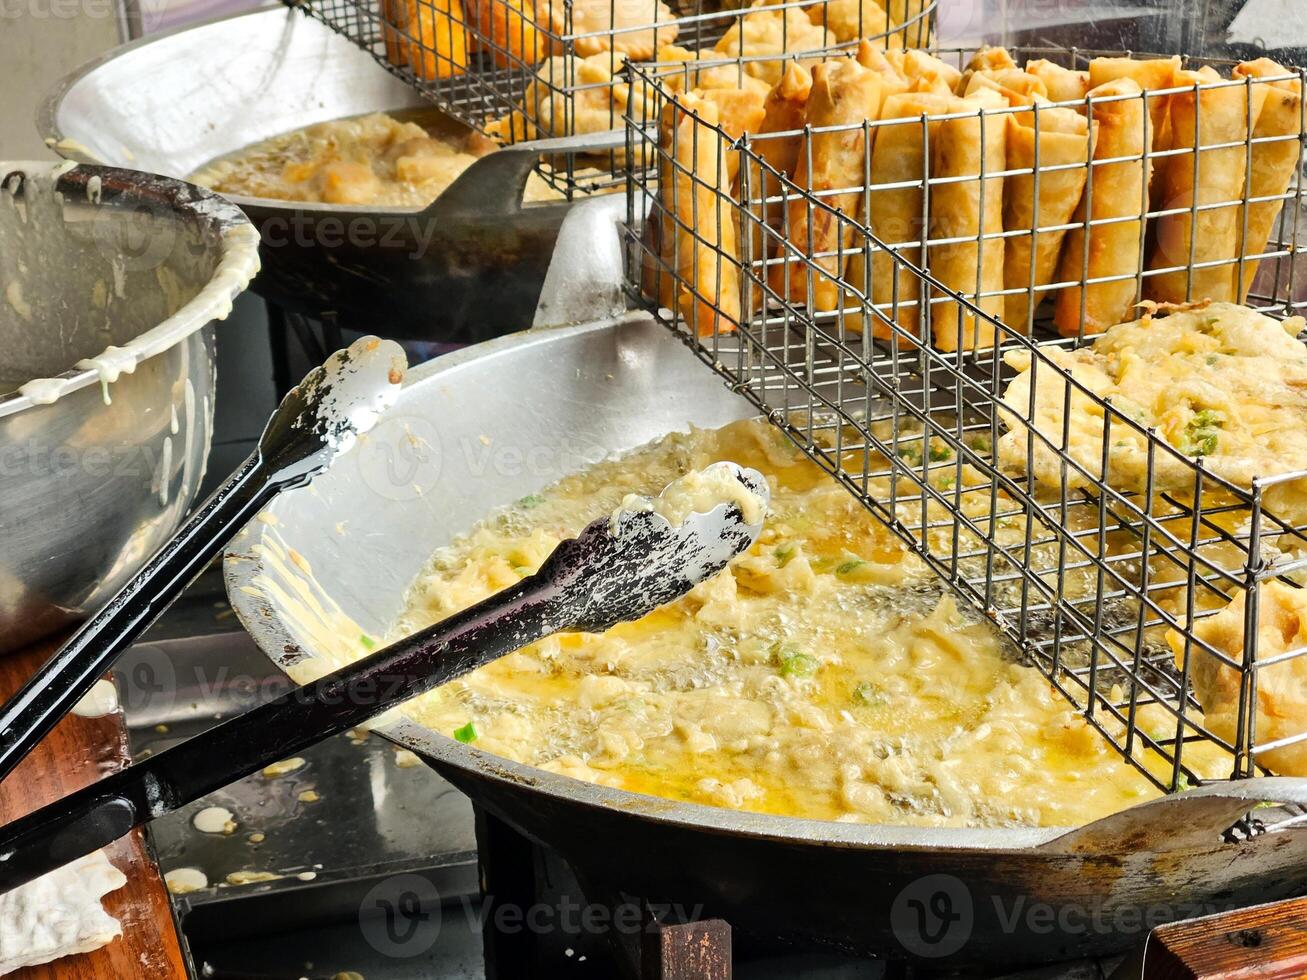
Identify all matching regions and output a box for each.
[768,46,1017,350]
[1061,56,1302,331]
[645,46,1301,344]
[648,93,740,336]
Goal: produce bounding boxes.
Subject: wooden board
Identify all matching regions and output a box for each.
[0,637,188,980]
[1143,895,1307,980]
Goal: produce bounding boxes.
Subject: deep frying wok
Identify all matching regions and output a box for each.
[225,314,1307,971]
[38,7,604,341]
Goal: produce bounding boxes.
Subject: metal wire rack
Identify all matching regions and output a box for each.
[286,0,935,194]
[624,44,1307,791]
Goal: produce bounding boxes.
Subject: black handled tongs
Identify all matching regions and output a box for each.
[0,463,768,893]
[0,337,409,783]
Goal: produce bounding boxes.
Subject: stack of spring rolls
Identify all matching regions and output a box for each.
[643,44,1303,348]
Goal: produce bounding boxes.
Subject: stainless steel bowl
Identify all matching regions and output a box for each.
[1,160,259,653]
[225,315,1307,968]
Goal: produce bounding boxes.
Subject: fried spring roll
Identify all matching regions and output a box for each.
[901,49,962,93]
[1054,77,1150,337]
[1088,56,1179,149]
[885,0,932,47]
[699,86,767,185]
[643,95,681,312]
[755,61,815,180]
[1025,59,1090,105]
[958,46,1017,94]
[1146,67,1269,304]
[856,39,909,96]
[771,58,885,312]
[655,95,741,335]
[1003,106,1094,331]
[811,0,891,45]
[1232,59,1303,302]
[929,88,1008,351]
[692,65,774,99]
[844,91,954,339]
[744,62,813,295]
[970,46,1017,72]
[963,68,1047,107]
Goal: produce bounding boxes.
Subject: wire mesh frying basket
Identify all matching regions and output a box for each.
[287,0,935,194]
[624,45,1307,792]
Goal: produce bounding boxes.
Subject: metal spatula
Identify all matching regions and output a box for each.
[0,337,409,783]
[0,464,768,893]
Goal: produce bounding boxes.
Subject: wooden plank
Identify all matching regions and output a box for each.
[641,918,731,980]
[0,637,188,980]
[1142,896,1307,980]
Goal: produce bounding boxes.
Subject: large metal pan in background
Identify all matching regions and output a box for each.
[38,7,604,342]
[225,314,1307,972]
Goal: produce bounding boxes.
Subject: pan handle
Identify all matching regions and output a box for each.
[426,129,632,219]
[1040,777,1307,855]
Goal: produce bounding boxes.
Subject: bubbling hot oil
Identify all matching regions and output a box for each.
[383,419,1227,828]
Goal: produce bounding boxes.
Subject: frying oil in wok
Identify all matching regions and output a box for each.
[189,109,563,208]
[382,419,1228,828]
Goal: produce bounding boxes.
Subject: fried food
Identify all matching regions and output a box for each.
[489,51,639,140]
[1168,580,1307,776]
[1146,67,1269,305]
[998,302,1307,521]
[811,0,891,44]
[963,67,1047,106]
[471,0,554,68]
[883,0,933,47]
[743,61,813,282]
[363,418,1197,827]
[382,0,470,80]
[190,112,561,207]
[890,48,962,93]
[1003,106,1094,331]
[566,0,680,59]
[843,90,953,339]
[1054,77,1150,337]
[928,88,1007,351]
[855,39,909,93]
[753,60,814,179]
[714,0,831,87]
[699,86,767,184]
[771,58,885,312]
[958,45,1017,93]
[654,94,741,335]
[1087,56,1179,146]
[1025,59,1089,104]
[1231,59,1303,302]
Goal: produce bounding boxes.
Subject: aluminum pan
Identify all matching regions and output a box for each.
[37,8,431,214]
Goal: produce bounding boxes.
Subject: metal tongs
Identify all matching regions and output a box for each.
[0,336,410,782]
[0,459,768,892]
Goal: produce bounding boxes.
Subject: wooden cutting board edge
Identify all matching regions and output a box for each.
[0,638,188,980]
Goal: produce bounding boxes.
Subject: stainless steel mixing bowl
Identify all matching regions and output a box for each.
[0,160,259,653]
